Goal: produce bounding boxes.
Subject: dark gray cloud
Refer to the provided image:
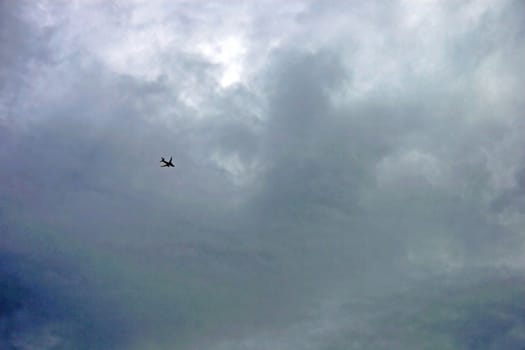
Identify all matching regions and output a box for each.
[1,0,524,348]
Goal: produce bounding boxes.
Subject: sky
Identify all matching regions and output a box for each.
[1,0,524,349]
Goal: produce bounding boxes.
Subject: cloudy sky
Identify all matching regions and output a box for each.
[1,0,524,349]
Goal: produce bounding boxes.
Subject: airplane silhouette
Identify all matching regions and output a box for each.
[160,157,174,167]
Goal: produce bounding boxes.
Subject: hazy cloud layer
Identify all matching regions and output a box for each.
[1,0,524,349]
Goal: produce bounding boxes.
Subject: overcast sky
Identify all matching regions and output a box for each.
[1,0,524,349]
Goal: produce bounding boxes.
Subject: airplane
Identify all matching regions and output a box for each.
[160,157,174,167]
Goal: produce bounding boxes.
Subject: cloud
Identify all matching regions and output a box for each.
[1,0,524,348]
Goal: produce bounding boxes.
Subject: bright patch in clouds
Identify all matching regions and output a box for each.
[197,37,247,87]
